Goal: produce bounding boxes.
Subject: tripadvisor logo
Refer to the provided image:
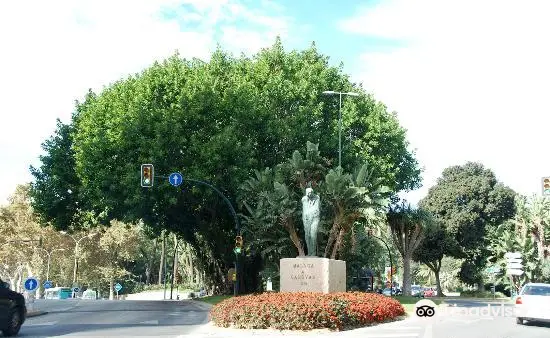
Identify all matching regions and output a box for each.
[414,299,516,320]
[414,299,438,320]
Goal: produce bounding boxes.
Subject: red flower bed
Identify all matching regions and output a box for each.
[210,292,405,330]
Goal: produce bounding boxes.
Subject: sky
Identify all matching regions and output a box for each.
[1,0,550,206]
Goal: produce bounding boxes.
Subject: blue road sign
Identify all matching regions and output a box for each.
[169,172,183,187]
[73,287,80,293]
[24,277,39,292]
[43,280,53,289]
[114,283,123,292]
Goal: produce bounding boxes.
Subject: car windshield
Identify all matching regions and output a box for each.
[521,285,550,296]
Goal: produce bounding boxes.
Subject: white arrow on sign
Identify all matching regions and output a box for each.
[504,252,522,259]
[507,263,523,269]
[507,269,524,275]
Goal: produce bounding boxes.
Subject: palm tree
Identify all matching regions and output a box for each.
[387,204,432,296]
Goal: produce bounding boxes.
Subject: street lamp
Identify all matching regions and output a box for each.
[60,231,96,285]
[37,248,65,282]
[322,90,360,168]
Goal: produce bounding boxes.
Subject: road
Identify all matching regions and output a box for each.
[19,299,550,337]
[20,299,210,337]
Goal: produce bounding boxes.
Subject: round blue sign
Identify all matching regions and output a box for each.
[169,172,183,187]
[43,281,53,289]
[24,277,39,292]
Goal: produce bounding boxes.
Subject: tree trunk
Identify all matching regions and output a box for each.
[158,231,166,286]
[145,238,156,285]
[330,228,345,260]
[402,254,412,296]
[284,219,305,256]
[109,279,114,300]
[434,267,443,297]
[324,220,340,258]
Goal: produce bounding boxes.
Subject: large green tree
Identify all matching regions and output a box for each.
[420,162,516,287]
[32,39,421,290]
[29,120,83,231]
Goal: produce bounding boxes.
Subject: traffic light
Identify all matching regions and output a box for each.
[141,164,154,187]
[543,177,550,196]
[234,235,243,254]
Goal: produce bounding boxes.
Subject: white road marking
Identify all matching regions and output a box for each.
[140,320,159,325]
[25,321,57,326]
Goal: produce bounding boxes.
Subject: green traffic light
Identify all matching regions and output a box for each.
[234,247,241,254]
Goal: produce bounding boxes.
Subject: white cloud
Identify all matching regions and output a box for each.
[340,0,550,203]
[0,0,291,205]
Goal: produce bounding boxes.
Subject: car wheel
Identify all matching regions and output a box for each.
[2,307,23,336]
[516,317,523,325]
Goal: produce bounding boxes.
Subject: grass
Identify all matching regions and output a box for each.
[197,295,232,305]
[395,296,441,314]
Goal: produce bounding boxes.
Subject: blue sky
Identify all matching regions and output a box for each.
[1,0,550,206]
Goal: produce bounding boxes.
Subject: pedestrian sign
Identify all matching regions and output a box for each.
[114,283,122,292]
[24,277,39,292]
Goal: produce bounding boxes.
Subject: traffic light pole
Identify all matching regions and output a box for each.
[184,179,242,296]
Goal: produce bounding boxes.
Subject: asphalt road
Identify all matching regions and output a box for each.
[17,298,550,337]
[19,300,210,337]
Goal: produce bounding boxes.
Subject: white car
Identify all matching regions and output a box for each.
[515,282,550,324]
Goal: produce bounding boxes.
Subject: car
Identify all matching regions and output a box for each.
[423,288,435,297]
[515,282,550,325]
[0,278,27,336]
[411,285,423,297]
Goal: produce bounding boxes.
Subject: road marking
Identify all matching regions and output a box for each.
[380,326,422,330]
[25,321,57,326]
[140,320,159,325]
[357,334,419,337]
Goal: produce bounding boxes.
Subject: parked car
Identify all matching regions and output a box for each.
[515,282,550,325]
[0,278,27,336]
[423,287,436,297]
[411,285,423,297]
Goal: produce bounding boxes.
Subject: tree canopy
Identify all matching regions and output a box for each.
[419,162,516,286]
[29,38,421,290]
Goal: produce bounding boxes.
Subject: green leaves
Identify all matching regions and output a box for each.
[421,162,517,286]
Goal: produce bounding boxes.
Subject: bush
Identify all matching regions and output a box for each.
[210,292,405,330]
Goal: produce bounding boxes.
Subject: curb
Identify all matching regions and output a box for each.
[188,300,214,311]
[27,311,48,318]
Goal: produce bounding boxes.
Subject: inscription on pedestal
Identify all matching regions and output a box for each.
[280,257,346,293]
[290,263,317,286]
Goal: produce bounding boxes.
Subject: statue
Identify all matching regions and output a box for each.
[302,187,320,256]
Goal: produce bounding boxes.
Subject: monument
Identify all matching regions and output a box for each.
[302,187,320,256]
[280,187,346,293]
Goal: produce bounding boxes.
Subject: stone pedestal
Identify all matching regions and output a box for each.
[280,257,346,293]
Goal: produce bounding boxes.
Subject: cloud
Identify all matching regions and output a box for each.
[340,0,550,202]
[0,0,293,204]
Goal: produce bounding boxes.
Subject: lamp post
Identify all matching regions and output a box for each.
[368,229,394,296]
[60,232,96,285]
[37,248,65,282]
[322,90,359,168]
